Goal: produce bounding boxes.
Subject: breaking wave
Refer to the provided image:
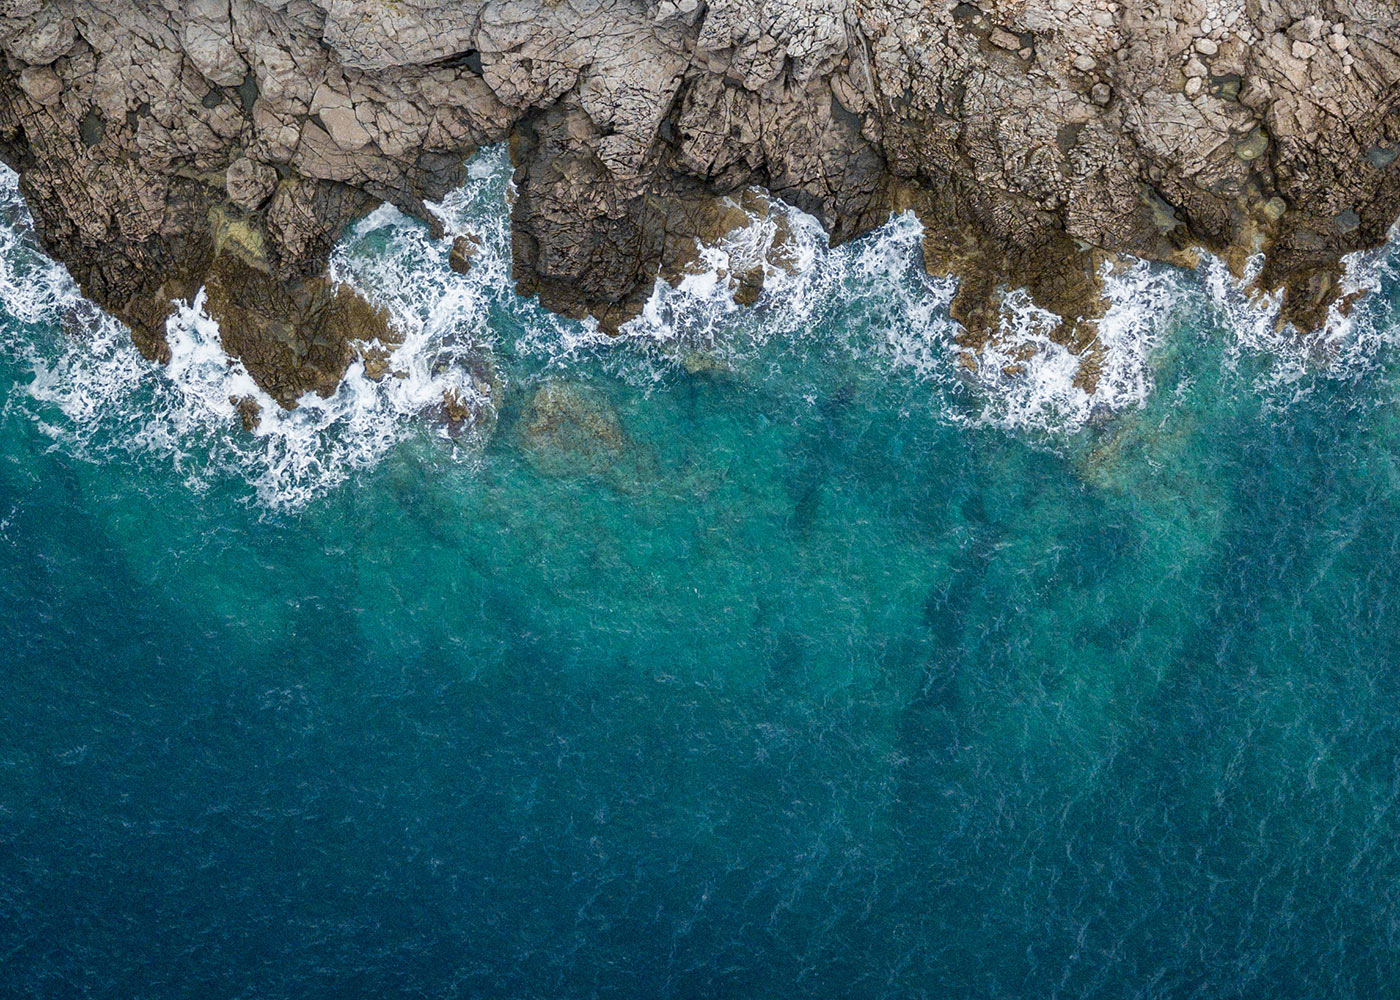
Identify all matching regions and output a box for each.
[0,152,533,510]
[2,149,1398,509]
[1201,225,1400,406]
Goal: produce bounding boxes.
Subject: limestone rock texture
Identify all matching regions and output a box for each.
[2,0,1399,404]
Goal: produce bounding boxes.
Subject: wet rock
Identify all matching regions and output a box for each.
[1367,146,1399,170]
[1261,196,1289,222]
[448,233,481,275]
[359,344,394,382]
[428,351,501,438]
[732,266,765,307]
[1235,130,1270,162]
[229,394,261,432]
[1333,208,1361,233]
[443,389,472,424]
[1267,261,1346,333]
[204,253,397,410]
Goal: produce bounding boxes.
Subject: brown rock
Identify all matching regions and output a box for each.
[203,253,397,409]
[448,233,481,275]
[732,266,765,307]
[443,389,472,424]
[230,394,262,432]
[360,344,393,382]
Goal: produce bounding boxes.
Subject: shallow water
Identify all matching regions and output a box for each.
[4,151,1400,997]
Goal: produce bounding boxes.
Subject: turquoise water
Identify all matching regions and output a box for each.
[4,152,1400,997]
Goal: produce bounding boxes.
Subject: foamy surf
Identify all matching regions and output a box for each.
[623,203,960,388]
[948,259,1184,433]
[19,280,442,510]
[620,200,1177,433]
[627,191,831,354]
[1199,229,1400,405]
[4,148,1400,511]
[0,157,522,511]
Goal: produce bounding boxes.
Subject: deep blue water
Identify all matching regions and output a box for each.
[4,154,1400,997]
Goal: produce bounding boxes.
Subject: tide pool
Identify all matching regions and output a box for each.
[3,152,1400,997]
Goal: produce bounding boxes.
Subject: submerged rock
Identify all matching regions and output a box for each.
[521,381,627,472]
[678,349,733,376]
[519,379,654,489]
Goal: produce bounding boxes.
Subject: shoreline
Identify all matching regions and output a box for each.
[1,1,1398,407]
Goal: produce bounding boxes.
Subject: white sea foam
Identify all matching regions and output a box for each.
[622,201,950,383]
[615,193,1177,433]
[0,154,521,510]
[4,146,1400,509]
[940,259,1182,433]
[624,195,838,358]
[612,191,1210,432]
[1193,234,1400,408]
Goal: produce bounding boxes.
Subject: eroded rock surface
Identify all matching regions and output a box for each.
[2,0,1399,404]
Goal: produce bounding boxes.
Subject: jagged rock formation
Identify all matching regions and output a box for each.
[1,0,1398,405]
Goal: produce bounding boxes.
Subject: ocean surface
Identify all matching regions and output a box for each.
[3,150,1400,998]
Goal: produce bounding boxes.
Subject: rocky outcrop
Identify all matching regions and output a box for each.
[2,0,1398,405]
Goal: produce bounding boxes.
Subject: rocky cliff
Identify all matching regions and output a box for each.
[2,0,1398,406]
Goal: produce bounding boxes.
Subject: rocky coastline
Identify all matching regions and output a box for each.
[1,0,1398,407]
